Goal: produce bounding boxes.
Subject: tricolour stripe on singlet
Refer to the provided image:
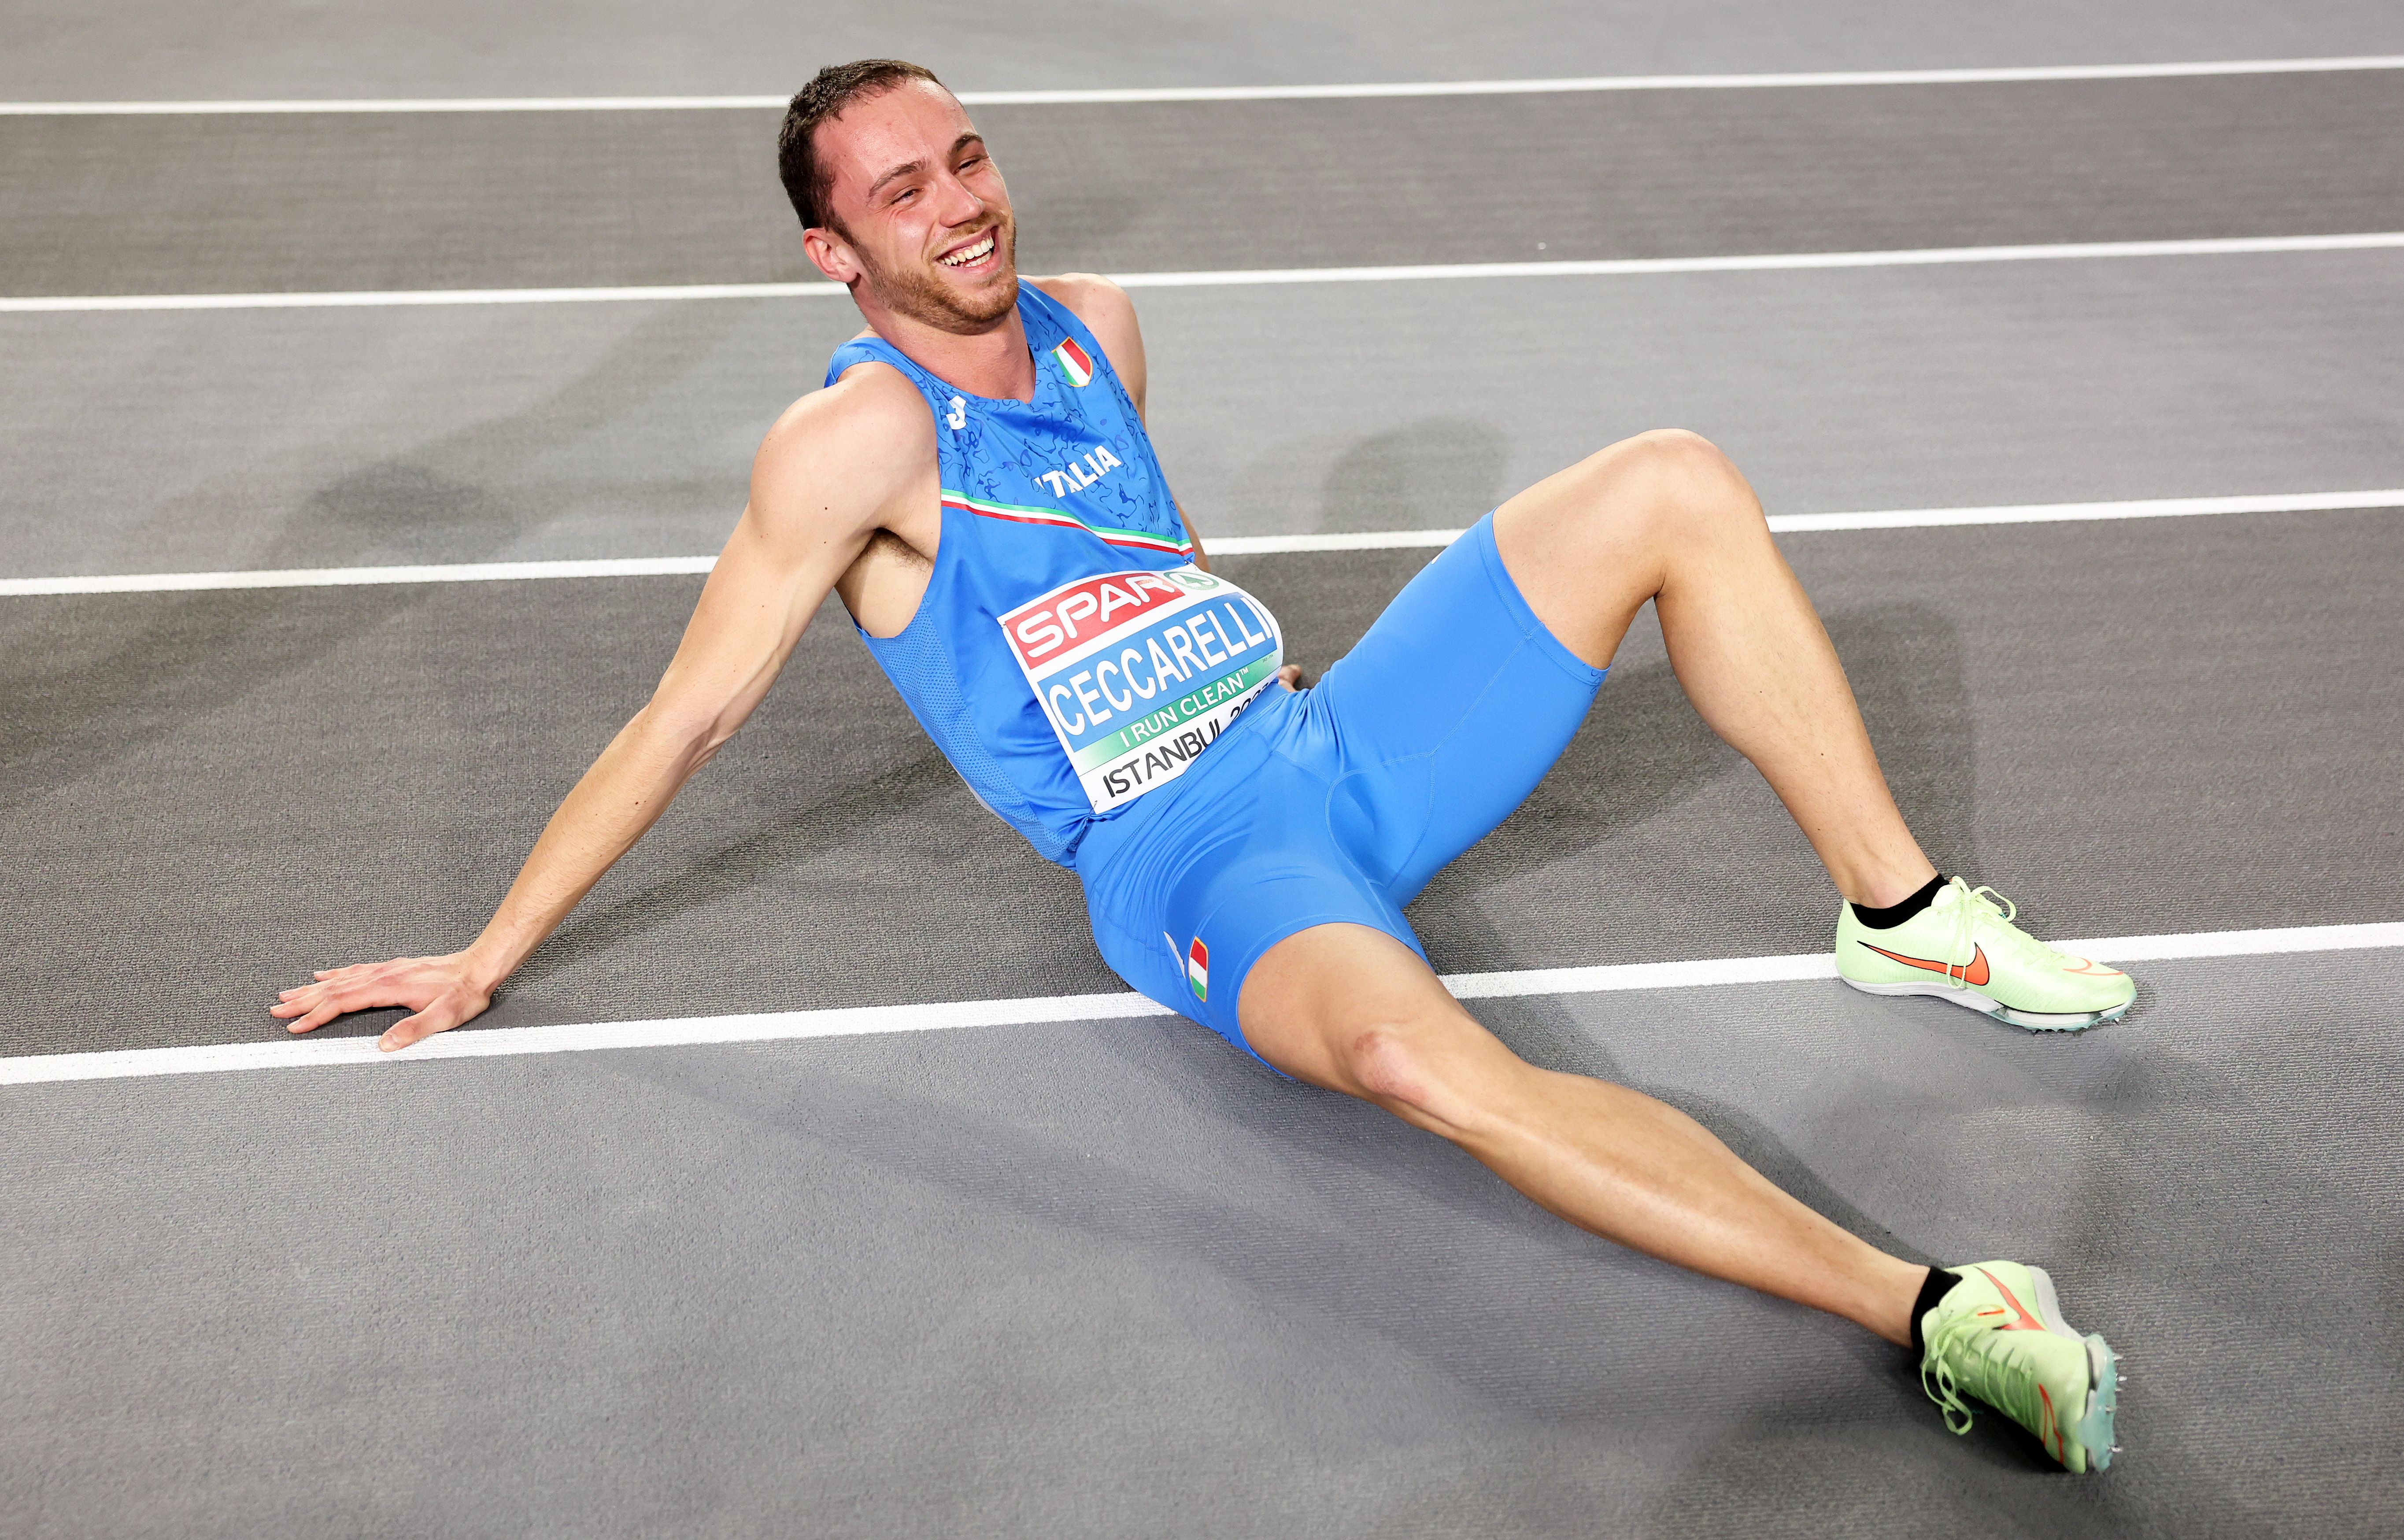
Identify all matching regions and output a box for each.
[940,491,1196,555]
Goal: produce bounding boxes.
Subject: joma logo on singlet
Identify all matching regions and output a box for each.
[1036,445,1123,499]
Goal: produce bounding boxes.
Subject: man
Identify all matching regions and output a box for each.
[274,60,2131,1470]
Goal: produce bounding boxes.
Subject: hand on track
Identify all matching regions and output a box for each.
[271,954,492,1052]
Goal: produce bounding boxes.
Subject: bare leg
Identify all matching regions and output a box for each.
[1494,429,1935,907]
[1227,433,1954,1342]
[1242,924,1928,1342]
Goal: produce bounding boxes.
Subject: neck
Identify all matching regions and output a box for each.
[855,290,1036,403]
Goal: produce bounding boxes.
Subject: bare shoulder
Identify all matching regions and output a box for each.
[749,360,934,539]
[1035,272,1138,335]
[1034,273,1147,403]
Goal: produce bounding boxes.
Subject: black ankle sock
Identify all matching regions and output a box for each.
[1908,1266,1962,1355]
[1852,873,1947,930]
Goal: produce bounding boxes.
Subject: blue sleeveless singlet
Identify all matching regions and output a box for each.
[825,287,1283,866]
[824,287,1607,1060]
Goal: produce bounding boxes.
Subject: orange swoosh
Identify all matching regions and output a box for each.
[1860,940,1990,987]
[1974,1267,2049,1332]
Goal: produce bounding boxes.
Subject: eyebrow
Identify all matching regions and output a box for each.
[863,133,987,204]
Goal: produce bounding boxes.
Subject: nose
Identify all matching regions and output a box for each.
[933,169,986,229]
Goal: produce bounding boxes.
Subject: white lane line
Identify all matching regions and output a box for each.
[5,55,2400,113]
[0,555,722,595]
[7,232,2402,315]
[1768,488,2404,533]
[1109,234,2404,289]
[1443,921,2404,1000]
[0,281,843,314]
[1215,488,2404,556]
[5,489,2395,598]
[5,921,2397,1087]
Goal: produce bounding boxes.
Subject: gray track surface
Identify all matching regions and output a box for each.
[7,0,2404,97]
[4,255,2401,578]
[5,951,2400,1538]
[4,7,2403,1536]
[5,511,2398,1059]
[7,73,2404,296]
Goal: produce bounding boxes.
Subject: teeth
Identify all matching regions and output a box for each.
[939,234,996,267]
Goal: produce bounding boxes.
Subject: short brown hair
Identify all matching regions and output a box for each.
[777,59,945,233]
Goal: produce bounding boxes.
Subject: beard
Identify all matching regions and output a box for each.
[855,218,1020,334]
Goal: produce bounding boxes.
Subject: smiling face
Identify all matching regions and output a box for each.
[804,79,1019,335]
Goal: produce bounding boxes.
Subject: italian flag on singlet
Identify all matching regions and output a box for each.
[1186,937,1209,1001]
[1051,336,1095,387]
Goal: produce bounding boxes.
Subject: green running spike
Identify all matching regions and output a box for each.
[1920,1262,2120,1472]
[1838,878,2136,1030]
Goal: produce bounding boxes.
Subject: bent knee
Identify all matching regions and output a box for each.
[1616,428,1744,496]
[1337,1021,1515,1134]
[1343,1025,1431,1104]
[1570,428,1759,537]
[1627,426,1724,463]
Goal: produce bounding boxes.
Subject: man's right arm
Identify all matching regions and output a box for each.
[270,369,932,1052]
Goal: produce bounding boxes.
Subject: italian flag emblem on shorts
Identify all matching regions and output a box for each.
[1186,936,1209,1001]
[1051,337,1094,387]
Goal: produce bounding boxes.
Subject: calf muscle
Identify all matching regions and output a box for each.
[1493,430,1935,908]
[1241,923,1923,1345]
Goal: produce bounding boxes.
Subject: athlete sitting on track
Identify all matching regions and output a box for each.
[275,59,2132,1471]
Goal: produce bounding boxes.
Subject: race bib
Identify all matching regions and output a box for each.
[1000,565,1284,813]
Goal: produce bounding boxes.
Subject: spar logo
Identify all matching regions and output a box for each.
[1002,568,1205,666]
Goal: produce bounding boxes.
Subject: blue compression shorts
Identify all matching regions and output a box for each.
[1073,513,1607,1061]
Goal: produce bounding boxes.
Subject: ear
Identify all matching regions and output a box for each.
[803,226,860,285]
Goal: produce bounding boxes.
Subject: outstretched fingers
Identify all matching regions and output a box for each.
[266,954,492,1050]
